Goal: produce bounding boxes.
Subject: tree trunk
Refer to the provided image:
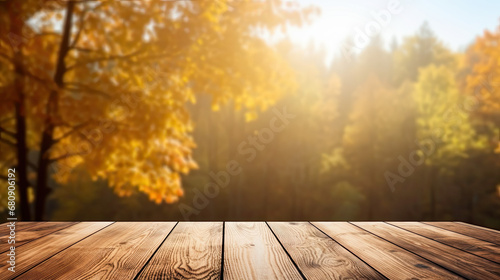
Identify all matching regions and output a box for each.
[14,82,31,220]
[34,1,74,220]
[7,1,31,220]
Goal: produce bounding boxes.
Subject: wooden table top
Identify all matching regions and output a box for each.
[1,221,499,279]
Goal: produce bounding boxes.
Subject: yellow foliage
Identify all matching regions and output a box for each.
[0,0,315,204]
[465,24,500,120]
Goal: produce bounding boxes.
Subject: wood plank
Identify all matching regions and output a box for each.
[16,222,175,280]
[0,222,113,280]
[223,222,302,280]
[0,222,40,237]
[353,222,500,279]
[137,222,222,280]
[390,222,500,264]
[425,222,500,245]
[313,222,464,279]
[0,222,78,253]
[268,222,384,280]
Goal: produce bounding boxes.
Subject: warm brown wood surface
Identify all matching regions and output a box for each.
[1,221,499,279]
[313,222,464,279]
[137,222,222,280]
[354,222,500,279]
[0,222,38,237]
[0,222,77,253]
[425,221,500,245]
[268,222,385,280]
[17,222,175,280]
[389,221,500,264]
[0,222,113,280]
[224,222,302,280]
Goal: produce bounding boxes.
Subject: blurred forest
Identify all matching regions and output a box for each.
[0,1,499,229]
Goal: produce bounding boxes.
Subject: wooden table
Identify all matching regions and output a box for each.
[1,221,499,279]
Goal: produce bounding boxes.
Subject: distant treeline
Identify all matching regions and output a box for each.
[48,23,500,229]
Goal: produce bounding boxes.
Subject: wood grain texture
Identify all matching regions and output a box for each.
[3,221,499,279]
[390,222,500,264]
[0,222,113,280]
[354,222,500,279]
[313,222,464,280]
[268,222,384,280]
[0,222,78,253]
[425,222,500,245]
[0,222,38,237]
[223,222,302,280]
[17,222,175,280]
[137,222,223,280]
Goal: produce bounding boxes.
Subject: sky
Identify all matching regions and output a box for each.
[286,0,500,64]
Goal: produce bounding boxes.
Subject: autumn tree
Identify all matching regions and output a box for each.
[0,0,316,220]
[275,43,333,219]
[394,22,455,85]
[464,23,500,143]
[459,23,500,224]
[413,63,489,218]
[0,0,59,220]
[341,76,415,219]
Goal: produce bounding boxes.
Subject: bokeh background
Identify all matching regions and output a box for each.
[1,0,499,229]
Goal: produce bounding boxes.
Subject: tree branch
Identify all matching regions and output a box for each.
[21,70,54,90]
[49,152,86,163]
[71,47,104,54]
[33,32,60,38]
[64,82,111,98]
[53,121,90,143]
[0,137,15,146]
[0,117,14,125]
[65,47,146,71]
[69,6,89,48]
[0,126,15,137]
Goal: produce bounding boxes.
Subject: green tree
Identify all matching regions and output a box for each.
[413,64,489,218]
[394,22,455,85]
